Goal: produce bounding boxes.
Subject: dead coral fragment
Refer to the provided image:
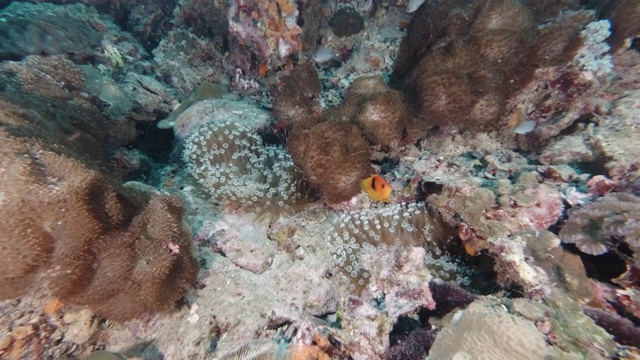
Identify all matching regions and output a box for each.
[559,193,640,255]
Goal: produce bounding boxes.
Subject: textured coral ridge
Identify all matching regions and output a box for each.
[560,193,640,256]
[0,130,198,322]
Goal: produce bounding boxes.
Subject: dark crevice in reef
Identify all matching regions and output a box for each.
[561,243,628,283]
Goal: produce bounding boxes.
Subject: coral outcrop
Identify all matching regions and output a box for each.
[427,299,548,360]
[275,68,414,203]
[0,130,197,321]
[608,0,640,51]
[329,6,365,38]
[227,0,303,71]
[0,3,102,61]
[287,120,372,203]
[327,203,449,292]
[392,0,598,133]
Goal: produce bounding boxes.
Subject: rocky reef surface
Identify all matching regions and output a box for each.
[1,0,640,359]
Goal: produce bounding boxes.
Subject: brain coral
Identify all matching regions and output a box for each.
[428,299,547,360]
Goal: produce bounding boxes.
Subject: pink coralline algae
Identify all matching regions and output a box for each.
[228,0,302,69]
[512,184,564,231]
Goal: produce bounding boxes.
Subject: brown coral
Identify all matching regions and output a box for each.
[355,90,408,146]
[609,0,640,52]
[392,0,597,132]
[339,75,412,147]
[0,130,197,321]
[328,6,364,38]
[273,63,322,130]
[1,55,85,99]
[288,121,372,203]
[413,71,477,127]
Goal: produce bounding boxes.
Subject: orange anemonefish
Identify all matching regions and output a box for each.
[360,174,393,202]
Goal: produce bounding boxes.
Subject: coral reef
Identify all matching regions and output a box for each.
[152,28,227,98]
[3,0,640,358]
[227,0,303,71]
[384,327,437,360]
[347,76,412,146]
[583,307,640,348]
[276,68,415,202]
[272,63,322,131]
[0,3,102,61]
[608,0,640,52]
[329,6,365,38]
[427,299,548,360]
[327,203,448,291]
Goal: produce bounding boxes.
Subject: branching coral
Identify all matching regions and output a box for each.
[559,193,640,255]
